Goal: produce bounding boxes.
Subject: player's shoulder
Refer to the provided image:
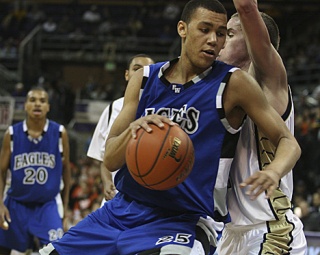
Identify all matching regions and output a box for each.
[48,119,61,127]
[9,121,23,134]
[112,97,124,108]
[47,119,66,133]
[228,68,256,87]
[101,98,124,115]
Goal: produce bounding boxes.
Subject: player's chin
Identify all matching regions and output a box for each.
[199,55,216,67]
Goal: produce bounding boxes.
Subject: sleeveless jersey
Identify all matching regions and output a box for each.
[88,91,144,162]
[227,88,294,225]
[7,119,64,203]
[115,59,241,219]
[87,98,124,162]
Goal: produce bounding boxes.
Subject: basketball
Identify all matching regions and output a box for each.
[125,123,194,190]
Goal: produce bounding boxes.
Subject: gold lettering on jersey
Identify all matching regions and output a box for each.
[14,152,56,170]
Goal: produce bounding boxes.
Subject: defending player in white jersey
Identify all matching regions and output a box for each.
[217,0,307,254]
[87,54,154,203]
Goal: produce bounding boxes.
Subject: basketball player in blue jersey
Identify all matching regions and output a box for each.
[40,0,301,254]
[0,87,71,254]
[216,0,307,254]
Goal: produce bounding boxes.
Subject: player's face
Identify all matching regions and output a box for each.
[217,16,249,67]
[125,57,154,81]
[179,7,227,71]
[24,90,50,119]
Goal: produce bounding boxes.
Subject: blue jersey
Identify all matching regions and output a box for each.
[41,59,241,255]
[7,119,63,203]
[116,59,241,220]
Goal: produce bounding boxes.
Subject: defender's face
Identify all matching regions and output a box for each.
[24,90,50,119]
[217,16,249,67]
[179,7,227,70]
[125,57,154,81]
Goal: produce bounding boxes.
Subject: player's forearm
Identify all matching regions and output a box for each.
[104,127,132,171]
[266,136,301,178]
[62,165,71,213]
[61,187,70,216]
[0,170,7,201]
[233,0,257,13]
[100,163,113,186]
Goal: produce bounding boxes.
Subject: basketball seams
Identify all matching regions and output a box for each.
[138,126,173,189]
[126,123,194,190]
[146,130,192,189]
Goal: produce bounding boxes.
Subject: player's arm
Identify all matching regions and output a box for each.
[100,163,116,200]
[104,68,174,172]
[61,127,71,223]
[225,70,301,199]
[103,69,143,171]
[0,129,11,228]
[233,0,287,98]
[87,103,117,198]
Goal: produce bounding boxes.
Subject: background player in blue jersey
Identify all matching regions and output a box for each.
[0,87,71,254]
[40,0,300,254]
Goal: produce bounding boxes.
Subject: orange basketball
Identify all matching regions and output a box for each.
[125,123,194,190]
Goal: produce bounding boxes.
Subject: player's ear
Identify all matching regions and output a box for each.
[124,70,129,82]
[177,21,187,38]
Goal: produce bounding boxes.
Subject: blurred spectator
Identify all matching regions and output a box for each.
[162,1,181,22]
[42,17,57,33]
[26,3,46,27]
[82,4,101,34]
[11,82,26,97]
[82,5,101,24]
[81,75,98,99]
[90,82,114,101]
[0,37,18,58]
[98,19,113,36]
[127,12,143,37]
[302,190,320,231]
[46,78,75,125]
[68,27,85,40]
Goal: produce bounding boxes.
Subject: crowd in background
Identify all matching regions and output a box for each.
[1,0,320,232]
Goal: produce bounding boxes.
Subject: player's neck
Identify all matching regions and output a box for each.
[26,118,46,136]
[167,58,208,84]
[240,60,251,72]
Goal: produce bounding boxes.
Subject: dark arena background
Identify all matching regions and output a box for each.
[0,0,319,254]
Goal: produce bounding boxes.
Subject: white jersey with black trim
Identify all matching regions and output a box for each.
[87,98,123,185]
[87,98,124,162]
[227,88,294,225]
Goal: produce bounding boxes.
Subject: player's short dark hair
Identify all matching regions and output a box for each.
[26,86,49,101]
[231,12,280,50]
[127,54,153,69]
[181,0,227,24]
[28,86,47,94]
[260,12,280,50]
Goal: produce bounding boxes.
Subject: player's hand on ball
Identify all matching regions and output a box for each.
[129,114,176,139]
[240,170,280,200]
[126,122,194,190]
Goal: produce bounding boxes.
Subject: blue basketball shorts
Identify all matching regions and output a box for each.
[0,196,63,252]
[41,193,205,255]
